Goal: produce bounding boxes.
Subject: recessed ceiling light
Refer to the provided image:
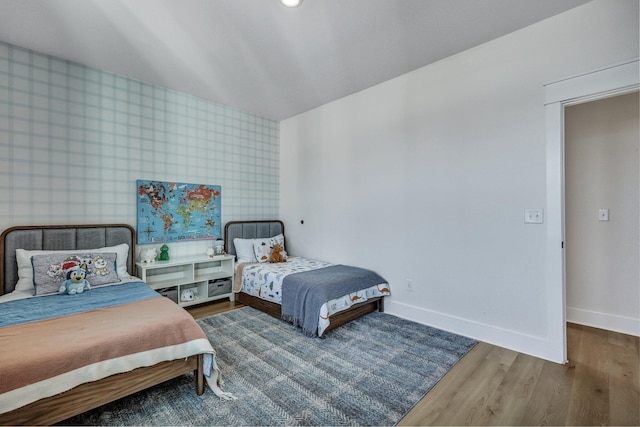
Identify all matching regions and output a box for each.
[281,0,302,7]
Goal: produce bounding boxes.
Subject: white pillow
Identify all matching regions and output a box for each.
[233,238,257,263]
[15,243,130,291]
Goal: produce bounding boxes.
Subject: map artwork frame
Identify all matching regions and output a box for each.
[136,180,221,244]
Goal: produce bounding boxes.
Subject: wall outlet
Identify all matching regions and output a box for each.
[407,279,414,292]
[598,209,609,221]
[524,208,544,224]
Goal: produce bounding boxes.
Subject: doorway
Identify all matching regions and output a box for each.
[564,92,639,335]
[544,59,639,364]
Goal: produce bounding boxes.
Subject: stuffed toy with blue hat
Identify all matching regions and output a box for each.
[59,267,91,295]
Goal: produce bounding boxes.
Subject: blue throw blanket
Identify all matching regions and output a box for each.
[281,264,386,337]
[0,281,157,328]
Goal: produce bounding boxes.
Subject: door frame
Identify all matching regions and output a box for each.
[544,59,639,363]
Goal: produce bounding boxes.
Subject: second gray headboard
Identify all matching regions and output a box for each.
[224,220,284,257]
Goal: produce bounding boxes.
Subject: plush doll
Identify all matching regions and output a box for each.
[59,267,91,295]
[181,288,196,302]
[269,244,287,263]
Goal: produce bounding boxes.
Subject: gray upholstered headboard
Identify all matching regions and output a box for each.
[0,224,136,295]
[224,220,284,257]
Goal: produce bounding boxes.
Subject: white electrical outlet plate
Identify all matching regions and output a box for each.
[407,279,414,292]
[525,208,544,224]
[598,209,609,221]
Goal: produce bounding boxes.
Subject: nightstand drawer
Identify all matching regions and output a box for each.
[208,279,232,297]
[158,287,178,303]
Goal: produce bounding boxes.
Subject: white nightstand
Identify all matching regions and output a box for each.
[136,254,235,307]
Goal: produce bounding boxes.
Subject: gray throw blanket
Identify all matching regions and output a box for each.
[281,264,387,337]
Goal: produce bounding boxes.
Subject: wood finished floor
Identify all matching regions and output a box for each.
[187,301,640,426]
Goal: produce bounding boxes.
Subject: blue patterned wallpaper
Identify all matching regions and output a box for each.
[0,41,279,236]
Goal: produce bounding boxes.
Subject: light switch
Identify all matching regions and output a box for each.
[525,208,544,224]
[598,209,609,221]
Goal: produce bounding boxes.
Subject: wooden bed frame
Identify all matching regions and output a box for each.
[0,224,204,426]
[224,220,385,338]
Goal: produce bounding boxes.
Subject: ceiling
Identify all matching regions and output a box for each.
[0,0,590,121]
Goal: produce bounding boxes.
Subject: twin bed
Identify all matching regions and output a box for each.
[0,220,390,424]
[0,224,224,425]
[225,220,390,338]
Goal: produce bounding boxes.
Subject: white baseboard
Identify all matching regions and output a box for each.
[384,300,563,363]
[566,306,640,337]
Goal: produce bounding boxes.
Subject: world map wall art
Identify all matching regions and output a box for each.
[136,180,221,244]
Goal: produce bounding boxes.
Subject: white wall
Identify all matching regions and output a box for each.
[280,0,640,361]
[565,92,639,336]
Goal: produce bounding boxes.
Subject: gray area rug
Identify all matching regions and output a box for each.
[62,306,476,426]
